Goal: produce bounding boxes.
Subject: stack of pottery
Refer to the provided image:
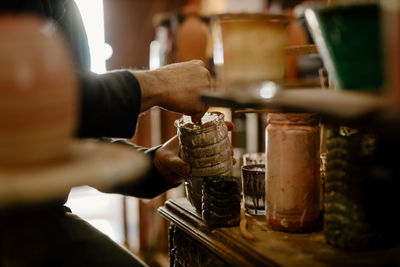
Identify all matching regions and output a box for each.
[202,176,241,228]
[175,112,233,212]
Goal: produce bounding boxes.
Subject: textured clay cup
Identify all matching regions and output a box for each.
[0,15,78,166]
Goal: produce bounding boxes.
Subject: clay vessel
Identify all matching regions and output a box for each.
[266,113,321,232]
[0,15,78,166]
[210,13,289,90]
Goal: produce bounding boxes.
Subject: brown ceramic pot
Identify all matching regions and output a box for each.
[0,15,78,166]
[210,13,289,90]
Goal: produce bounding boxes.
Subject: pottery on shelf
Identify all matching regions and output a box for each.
[210,13,289,91]
[304,3,383,91]
[201,176,241,228]
[176,112,233,211]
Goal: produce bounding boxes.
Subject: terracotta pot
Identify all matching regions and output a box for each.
[210,13,289,90]
[0,15,78,166]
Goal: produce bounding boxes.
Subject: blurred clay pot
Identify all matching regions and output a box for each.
[0,15,78,166]
[211,13,289,90]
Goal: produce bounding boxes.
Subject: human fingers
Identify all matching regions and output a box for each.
[190,105,209,124]
[154,136,190,184]
[225,121,234,131]
[164,156,190,179]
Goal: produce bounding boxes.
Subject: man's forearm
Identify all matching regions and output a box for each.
[77,70,141,138]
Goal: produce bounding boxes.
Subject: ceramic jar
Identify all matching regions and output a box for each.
[0,15,78,165]
[202,176,241,228]
[176,3,209,64]
[210,13,289,91]
[175,112,233,211]
[265,113,321,232]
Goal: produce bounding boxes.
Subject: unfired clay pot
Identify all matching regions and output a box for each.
[0,15,78,166]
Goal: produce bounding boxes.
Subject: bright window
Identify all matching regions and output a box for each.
[74,0,112,73]
[66,1,125,246]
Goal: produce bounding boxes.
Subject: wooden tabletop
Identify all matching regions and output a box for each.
[158,198,400,267]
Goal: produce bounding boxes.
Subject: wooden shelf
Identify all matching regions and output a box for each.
[285,44,319,55]
[159,198,400,266]
[200,88,400,136]
[202,88,386,116]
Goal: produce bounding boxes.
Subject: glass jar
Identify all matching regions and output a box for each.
[241,164,265,215]
[184,177,203,212]
[265,113,321,232]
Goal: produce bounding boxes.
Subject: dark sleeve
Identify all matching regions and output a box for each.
[77,70,142,138]
[100,139,181,199]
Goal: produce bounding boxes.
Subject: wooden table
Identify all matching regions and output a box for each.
[158,198,400,266]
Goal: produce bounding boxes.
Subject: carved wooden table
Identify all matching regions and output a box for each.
[158,198,400,267]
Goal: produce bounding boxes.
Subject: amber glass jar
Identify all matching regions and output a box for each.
[265,113,321,232]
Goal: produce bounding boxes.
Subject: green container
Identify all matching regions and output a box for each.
[305,4,383,91]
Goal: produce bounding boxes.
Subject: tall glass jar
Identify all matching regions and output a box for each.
[265,113,321,232]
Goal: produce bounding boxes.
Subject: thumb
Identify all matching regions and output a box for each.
[169,156,191,177]
[190,105,209,124]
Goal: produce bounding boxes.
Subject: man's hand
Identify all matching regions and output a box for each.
[154,135,190,185]
[132,60,210,120]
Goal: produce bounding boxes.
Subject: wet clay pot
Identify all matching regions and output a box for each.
[0,15,78,165]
